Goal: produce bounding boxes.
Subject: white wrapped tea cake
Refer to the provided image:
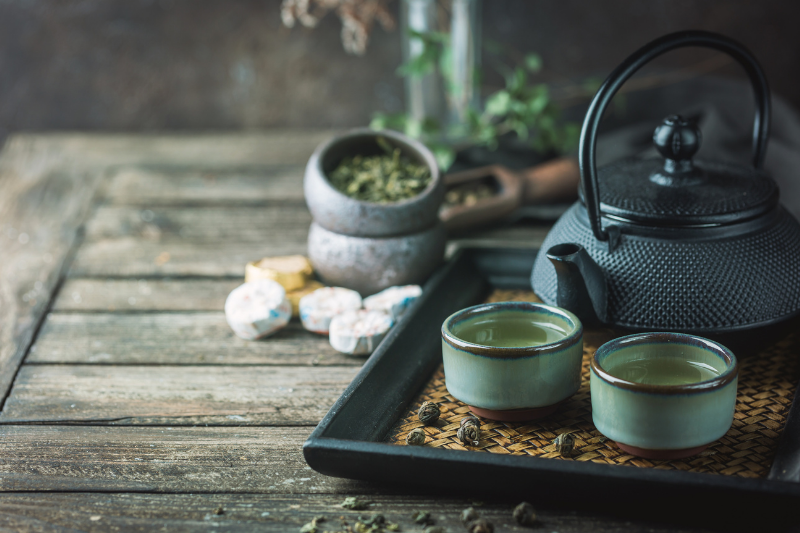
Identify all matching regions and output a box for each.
[363,285,422,320]
[225,279,291,340]
[329,309,393,355]
[299,286,362,335]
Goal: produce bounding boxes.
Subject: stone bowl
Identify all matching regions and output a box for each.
[303,128,443,238]
[308,221,446,296]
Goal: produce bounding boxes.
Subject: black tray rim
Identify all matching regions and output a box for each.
[304,246,800,504]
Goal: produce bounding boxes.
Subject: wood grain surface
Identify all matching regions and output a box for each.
[29,314,353,365]
[0,426,355,493]
[0,493,713,533]
[53,279,240,311]
[104,165,306,205]
[0,164,103,404]
[0,364,359,425]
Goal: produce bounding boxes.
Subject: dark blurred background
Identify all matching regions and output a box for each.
[0,0,798,141]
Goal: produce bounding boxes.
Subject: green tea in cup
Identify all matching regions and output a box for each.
[452,311,568,347]
[604,357,722,386]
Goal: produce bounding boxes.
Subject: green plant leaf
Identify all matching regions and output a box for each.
[527,84,549,115]
[431,144,456,171]
[524,53,542,73]
[485,90,511,116]
[370,112,407,131]
[396,47,438,78]
[507,67,527,93]
[509,119,529,141]
[404,118,423,139]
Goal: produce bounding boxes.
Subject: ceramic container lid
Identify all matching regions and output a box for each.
[580,115,779,227]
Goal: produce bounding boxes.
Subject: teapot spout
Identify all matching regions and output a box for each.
[546,243,607,327]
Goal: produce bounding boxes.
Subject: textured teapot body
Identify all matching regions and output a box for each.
[531,201,800,333]
[532,30,800,335]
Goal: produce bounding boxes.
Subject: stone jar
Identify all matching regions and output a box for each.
[304,129,446,295]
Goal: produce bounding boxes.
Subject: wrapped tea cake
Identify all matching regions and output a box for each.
[299,287,362,335]
[245,255,313,291]
[224,279,291,340]
[286,280,325,317]
[329,309,393,355]
[363,284,422,320]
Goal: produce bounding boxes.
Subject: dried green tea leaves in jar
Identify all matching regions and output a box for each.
[328,138,432,203]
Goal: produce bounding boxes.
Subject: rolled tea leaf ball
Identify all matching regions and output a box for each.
[406,428,426,446]
[417,401,440,424]
[553,432,576,457]
[512,502,537,526]
[460,415,481,430]
[457,422,480,447]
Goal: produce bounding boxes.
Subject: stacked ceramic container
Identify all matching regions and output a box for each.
[303,129,446,296]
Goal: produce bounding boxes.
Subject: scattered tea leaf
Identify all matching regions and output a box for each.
[412,510,433,525]
[340,497,372,511]
[299,516,326,533]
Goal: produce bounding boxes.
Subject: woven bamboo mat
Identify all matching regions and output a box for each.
[386,290,800,478]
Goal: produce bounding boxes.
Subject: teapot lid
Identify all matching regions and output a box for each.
[577,31,776,243]
[581,115,779,226]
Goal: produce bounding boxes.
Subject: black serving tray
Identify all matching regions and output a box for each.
[304,247,800,511]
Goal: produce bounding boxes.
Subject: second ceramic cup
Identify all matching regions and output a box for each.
[441,302,584,421]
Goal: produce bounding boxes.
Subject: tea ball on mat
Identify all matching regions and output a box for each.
[224,280,291,340]
[417,401,440,424]
[457,416,481,446]
[244,255,313,291]
[299,287,362,335]
[553,432,576,457]
[363,285,422,320]
[406,428,426,446]
[329,309,393,355]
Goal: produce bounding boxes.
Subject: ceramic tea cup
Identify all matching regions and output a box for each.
[441,302,584,421]
[590,333,738,460]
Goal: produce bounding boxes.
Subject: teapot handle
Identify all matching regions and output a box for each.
[580,30,771,243]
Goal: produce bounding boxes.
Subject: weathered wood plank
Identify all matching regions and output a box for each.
[0,493,717,533]
[53,279,240,312]
[29,313,358,366]
[70,240,309,277]
[0,131,334,173]
[0,365,359,425]
[0,161,104,404]
[104,165,306,205]
[71,205,312,277]
[82,205,311,243]
[0,426,362,494]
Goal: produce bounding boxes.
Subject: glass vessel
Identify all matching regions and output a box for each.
[401,0,481,143]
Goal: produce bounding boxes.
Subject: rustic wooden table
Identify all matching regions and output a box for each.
[0,132,715,531]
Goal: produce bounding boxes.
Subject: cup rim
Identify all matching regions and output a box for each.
[441,301,583,359]
[314,128,442,208]
[591,332,739,395]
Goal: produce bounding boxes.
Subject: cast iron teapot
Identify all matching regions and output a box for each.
[531,30,800,337]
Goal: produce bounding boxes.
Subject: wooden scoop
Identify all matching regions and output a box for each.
[440,157,580,232]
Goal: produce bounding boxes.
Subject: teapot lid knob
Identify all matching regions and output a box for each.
[653,115,701,174]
